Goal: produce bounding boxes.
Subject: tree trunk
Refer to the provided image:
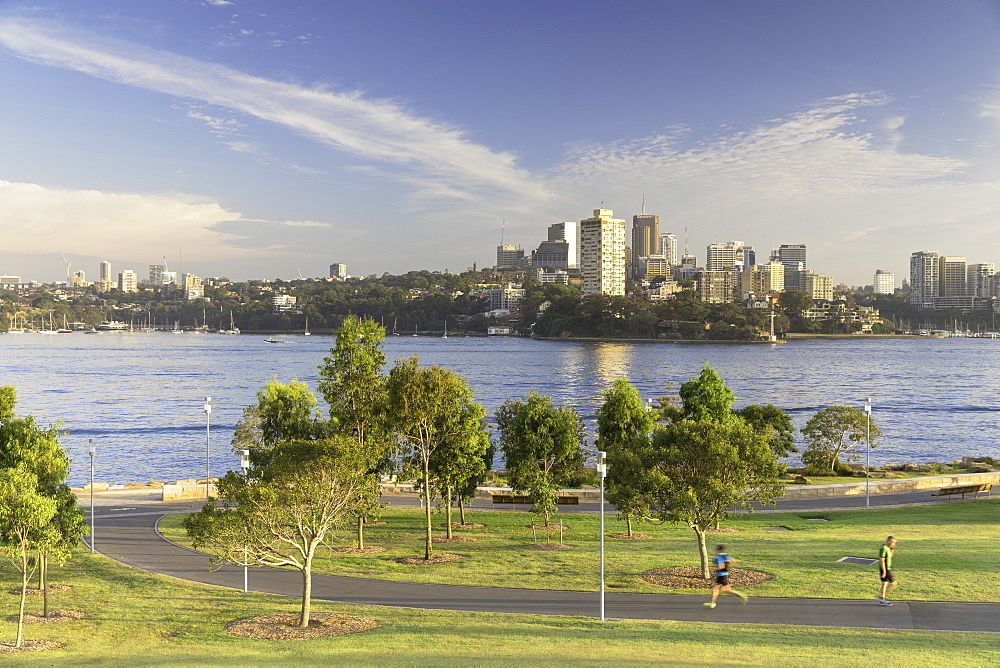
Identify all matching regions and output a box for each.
[423,467,433,560]
[626,514,634,538]
[41,553,48,618]
[16,551,27,648]
[356,514,365,550]
[695,527,711,579]
[445,486,453,539]
[458,496,467,525]
[298,564,312,628]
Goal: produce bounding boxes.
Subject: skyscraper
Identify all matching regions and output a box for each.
[873,270,895,295]
[496,245,526,269]
[329,263,347,279]
[632,213,659,278]
[579,209,626,296]
[909,251,939,308]
[118,269,138,293]
[100,260,112,283]
[659,232,678,266]
[938,256,967,297]
[966,263,994,297]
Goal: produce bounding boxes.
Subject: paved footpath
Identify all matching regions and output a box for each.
[84,494,999,633]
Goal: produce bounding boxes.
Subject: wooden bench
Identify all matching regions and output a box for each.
[931,483,992,500]
[491,495,580,506]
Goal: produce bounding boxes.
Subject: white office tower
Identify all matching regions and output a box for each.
[966,263,994,297]
[100,261,112,283]
[148,264,165,285]
[548,221,580,268]
[579,209,626,296]
[873,270,895,295]
[909,251,939,308]
[659,233,678,267]
[183,273,204,300]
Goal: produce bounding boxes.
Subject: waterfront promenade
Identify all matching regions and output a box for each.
[82,488,999,634]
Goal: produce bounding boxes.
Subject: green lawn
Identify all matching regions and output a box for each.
[159,499,1000,603]
[1,552,997,666]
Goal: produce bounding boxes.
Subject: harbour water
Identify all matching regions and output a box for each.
[0,333,997,486]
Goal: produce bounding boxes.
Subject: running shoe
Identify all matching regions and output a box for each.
[703,602,716,608]
[738,593,749,605]
[879,600,893,606]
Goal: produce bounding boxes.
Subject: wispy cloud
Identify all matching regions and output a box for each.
[0,16,550,209]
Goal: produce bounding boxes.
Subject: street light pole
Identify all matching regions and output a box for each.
[240,448,250,593]
[864,397,872,509]
[597,450,608,621]
[204,397,212,499]
[88,438,96,553]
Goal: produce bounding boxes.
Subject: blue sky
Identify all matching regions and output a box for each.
[2,1,1000,285]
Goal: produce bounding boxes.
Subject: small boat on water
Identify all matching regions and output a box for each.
[264,336,285,343]
[97,321,129,331]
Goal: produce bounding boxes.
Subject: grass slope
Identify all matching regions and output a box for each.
[160,499,1000,602]
[0,553,997,666]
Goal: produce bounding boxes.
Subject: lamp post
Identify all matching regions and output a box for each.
[240,448,250,593]
[88,438,96,553]
[597,450,608,621]
[204,397,212,499]
[864,397,872,509]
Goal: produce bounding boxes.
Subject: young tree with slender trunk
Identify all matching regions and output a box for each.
[318,315,393,549]
[596,378,657,537]
[801,405,882,475]
[0,468,59,648]
[387,357,484,559]
[184,438,368,628]
[495,392,585,529]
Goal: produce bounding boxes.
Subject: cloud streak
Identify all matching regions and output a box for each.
[0,16,550,207]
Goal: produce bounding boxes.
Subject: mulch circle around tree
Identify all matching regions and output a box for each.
[395,554,463,565]
[608,533,653,539]
[5,610,84,625]
[641,566,772,589]
[224,613,378,640]
[524,542,573,551]
[432,536,477,544]
[707,527,742,533]
[449,522,484,529]
[528,524,567,530]
[8,585,71,597]
[0,640,65,655]
[332,546,387,555]
[349,521,387,527]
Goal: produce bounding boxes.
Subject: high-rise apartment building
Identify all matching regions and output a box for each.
[938,256,967,297]
[148,265,165,286]
[659,233,678,266]
[183,273,204,300]
[909,251,939,308]
[118,270,138,293]
[695,270,733,303]
[705,242,740,272]
[740,262,785,296]
[805,273,834,301]
[966,263,994,297]
[100,261,112,283]
[631,213,659,278]
[873,270,895,295]
[329,263,347,279]
[579,209,626,296]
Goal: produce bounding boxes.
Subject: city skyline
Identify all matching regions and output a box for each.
[3,2,1000,284]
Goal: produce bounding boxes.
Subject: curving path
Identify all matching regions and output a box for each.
[83,495,1000,633]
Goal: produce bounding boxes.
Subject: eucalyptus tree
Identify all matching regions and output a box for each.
[595,378,657,537]
[636,365,786,577]
[734,404,797,458]
[0,468,59,648]
[386,357,486,558]
[318,315,393,549]
[427,410,490,538]
[184,437,368,628]
[801,405,882,475]
[495,392,585,529]
[230,378,326,468]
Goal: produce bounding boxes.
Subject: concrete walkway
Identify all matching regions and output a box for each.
[84,495,1000,633]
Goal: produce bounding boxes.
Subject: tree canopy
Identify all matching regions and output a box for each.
[800,405,882,475]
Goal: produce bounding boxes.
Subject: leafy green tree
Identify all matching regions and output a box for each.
[495,392,585,529]
[800,405,882,475]
[636,366,786,577]
[387,357,484,559]
[0,468,59,648]
[734,404,798,457]
[595,378,656,537]
[427,400,490,539]
[318,315,392,549]
[231,378,326,468]
[184,438,368,628]
[454,439,496,526]
[0,386,85,617]
[778,290,814,315]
